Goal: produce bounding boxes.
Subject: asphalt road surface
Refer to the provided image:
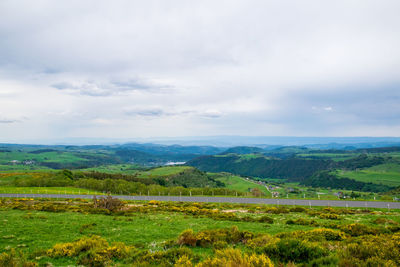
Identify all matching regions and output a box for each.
[1,193,399,209]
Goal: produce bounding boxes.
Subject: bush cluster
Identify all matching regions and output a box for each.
[93,195,125,212]
[286,218,319,226]
[319,213,341,220]
[259,238,328,263]
[177,227,254,248]
[276,228,347,242]
[339,233,400,266]
[47,235,136,266]
[197,248,274,267]
[0,249,37,267]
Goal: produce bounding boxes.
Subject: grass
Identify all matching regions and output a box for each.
[0,206,315,265]
[137,166,192,178]
[3,201,398,255]
[337,164,400,187]
[0,171,55,185]
[0,151,88,165]
[297,153,356,161]
[1,199,400,266]
[0,165,50,171]
[214,174,270,195]
[0,186,102,195]
[236,154,265,161]
[79,164,144,174]
[81,165,192,178]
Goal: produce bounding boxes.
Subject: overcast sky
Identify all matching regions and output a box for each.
[0,0,399,143]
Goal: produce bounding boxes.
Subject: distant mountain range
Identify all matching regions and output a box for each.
[3,136,400,148]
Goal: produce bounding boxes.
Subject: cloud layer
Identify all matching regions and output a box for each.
[0,0,399,142]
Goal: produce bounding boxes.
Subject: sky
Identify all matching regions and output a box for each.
[0,0,400,143]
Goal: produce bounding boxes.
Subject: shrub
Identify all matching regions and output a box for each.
[148,200,161,205]
[197,248,274,267]
[275,228,346,242]
[175,255,193,267]
[258,215,274,224]
[93,195,125,212]
[0,249,37,267]
[177,227,254,248]
[140,247,194,266]
[246,234,278,249]
[47,235,136,266]
[304,228,347,241]
[290,207,307,213]
[261,239,327,263]
[77,250,110,267]
[0,250,18,267]
[339,234,400,266]
[177,229,197,247]
[340,223,379,237]
[213,241,228,250]
[266,207,289,214]
[48,236,109,257]
[319,213,341,220]
[308,255,339,267]
[286,218,318,226]
[373,217,398,225]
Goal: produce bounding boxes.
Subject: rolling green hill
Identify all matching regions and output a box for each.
[186,154,332,181]
[336,163,400,187]
[211,173,269,195]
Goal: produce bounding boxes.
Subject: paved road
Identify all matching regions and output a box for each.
[1,193,399,209]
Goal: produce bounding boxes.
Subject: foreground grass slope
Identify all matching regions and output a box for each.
[1,198,400,266]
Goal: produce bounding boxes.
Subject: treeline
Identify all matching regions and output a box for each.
[337,154,385,170]
[9,168,232,196]
[75,178,236,196]
[302,171,393,192]
[187,155,333,181]
[80,168,223,188]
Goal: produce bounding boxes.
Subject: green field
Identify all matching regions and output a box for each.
[213,174,270,195]
[337,163,400,187]
[82,165,191,178]
[297,153,356,161]
[80,164,144,174]
[0,186,102,195]
[236,154,266,161]
[136,166,192,178]
[1,198,400,266]
[0,151,88,165]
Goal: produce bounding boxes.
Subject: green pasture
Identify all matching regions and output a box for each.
[80,164,144,174]
[236,154,265,161]
[81,165,191,178]
[297,153,355,161]
[137,166,192,178]
[0,186,102,195]
[0,207,312,265]
[0,151,88,164]
[214,175,270,196]
[337,164,400,187]
[2,200,399,264]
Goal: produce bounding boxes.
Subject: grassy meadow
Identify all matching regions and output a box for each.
[1,197,400,266]
[337,163,400,187]
[213,174,270,196]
